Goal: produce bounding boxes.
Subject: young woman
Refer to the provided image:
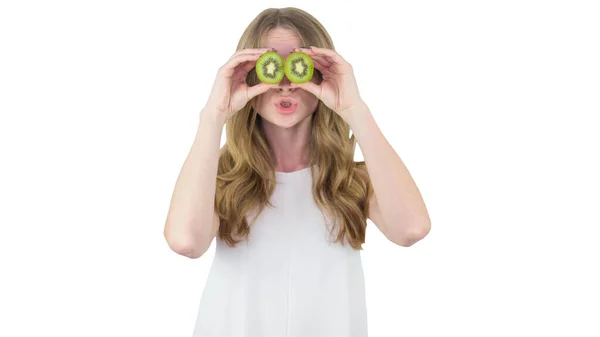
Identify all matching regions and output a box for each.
[163,7,431,337]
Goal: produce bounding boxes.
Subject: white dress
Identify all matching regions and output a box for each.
[192,167,368,337]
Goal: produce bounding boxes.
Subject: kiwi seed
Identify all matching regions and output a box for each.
[255,51,284,84]
[284,52,314,84]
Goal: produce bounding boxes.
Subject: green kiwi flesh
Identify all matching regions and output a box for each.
[284,52,314,84]
[256,51,284,84]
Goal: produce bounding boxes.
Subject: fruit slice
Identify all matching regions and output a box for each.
[255,51,284,84]
[284,52,314,84]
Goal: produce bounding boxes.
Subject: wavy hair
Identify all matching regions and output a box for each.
[214,7,374,250]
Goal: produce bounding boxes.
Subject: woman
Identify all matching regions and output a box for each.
[163,7,431,336]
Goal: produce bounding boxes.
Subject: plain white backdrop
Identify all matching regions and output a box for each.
[1,0,599,336]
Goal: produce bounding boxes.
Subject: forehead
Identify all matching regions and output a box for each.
[262,27,303,57]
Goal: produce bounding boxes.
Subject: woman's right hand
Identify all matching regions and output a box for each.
[204,48,276,122]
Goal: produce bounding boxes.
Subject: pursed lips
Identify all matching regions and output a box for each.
[274,97,298,108]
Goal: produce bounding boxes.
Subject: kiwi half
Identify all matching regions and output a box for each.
[284,52,314,84]
[256,51,284,84]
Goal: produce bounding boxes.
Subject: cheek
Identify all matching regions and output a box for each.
[301,92,319,112]
[255,91,273,110]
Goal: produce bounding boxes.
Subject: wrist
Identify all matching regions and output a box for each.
[200,106,227,127]
[340,101,370,125]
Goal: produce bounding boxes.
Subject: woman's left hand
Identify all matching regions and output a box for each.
[292,46,365,119]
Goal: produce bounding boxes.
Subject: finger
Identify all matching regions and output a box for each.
[240,60,258,73]
[294,47,314,54]
[292,47,330,61]
[226,48,277,68]
[298,47,343,69]
[312,53,337,68]
[247,82,276,100]
[232,47,275,58]
[220,53,262,77]
[231,61,258,81]
[308,54,335,68]
[310,54,332,65]
[305,53,333,68]
[294,48,334,70]
[226,48,280,78]
[290,48,331,73]
[311,58,332,75]
[308,46,347,64]
[292,81,322,99]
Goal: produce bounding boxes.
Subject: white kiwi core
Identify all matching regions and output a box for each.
[266,62,277,75]
[293,61,305,75]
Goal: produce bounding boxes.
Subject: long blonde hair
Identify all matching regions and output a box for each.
[215,7,373,250]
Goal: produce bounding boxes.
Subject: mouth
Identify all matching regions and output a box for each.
[274,97,298,114]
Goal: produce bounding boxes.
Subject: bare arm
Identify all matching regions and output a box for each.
[345,103,431,246]
[163,47,275,259]
[163,109,225,259]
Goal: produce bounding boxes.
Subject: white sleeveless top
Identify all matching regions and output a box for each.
[192,167,368,337]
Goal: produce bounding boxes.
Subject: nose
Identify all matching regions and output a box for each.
[274,76,296,92]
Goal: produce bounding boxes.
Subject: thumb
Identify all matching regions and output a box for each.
[293,81,322,99]
[247,82,275,100]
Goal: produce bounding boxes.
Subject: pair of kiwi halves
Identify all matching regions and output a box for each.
[255,51,314,84]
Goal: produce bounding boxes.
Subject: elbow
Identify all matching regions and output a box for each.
[391,220,431,247]
[169,240,203,259]
[163,227,207,259]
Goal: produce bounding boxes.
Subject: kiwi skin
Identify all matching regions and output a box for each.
[284,52,314,84]
[255,51,285,84]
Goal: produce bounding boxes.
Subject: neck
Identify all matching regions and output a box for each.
[261,117,312,172]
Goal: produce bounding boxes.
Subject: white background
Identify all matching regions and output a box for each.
[1,0,599,336]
